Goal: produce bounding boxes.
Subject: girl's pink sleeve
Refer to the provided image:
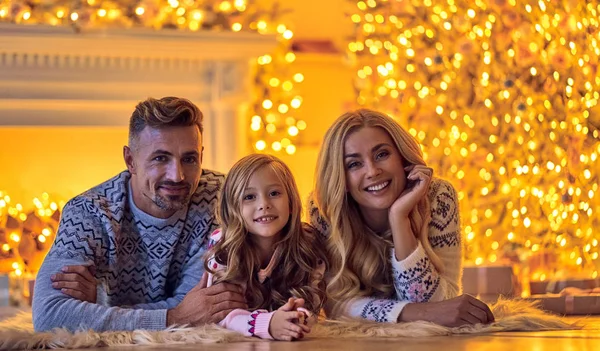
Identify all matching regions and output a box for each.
[219,309,275,339]
[208,228,275,339]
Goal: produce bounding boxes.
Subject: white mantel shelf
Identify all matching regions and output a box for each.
[0,23,277,172]
[0,23,275,61]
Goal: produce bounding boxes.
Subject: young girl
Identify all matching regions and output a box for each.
[205,154,327,341]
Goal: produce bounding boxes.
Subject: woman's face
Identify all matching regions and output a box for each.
[343,126,407,215]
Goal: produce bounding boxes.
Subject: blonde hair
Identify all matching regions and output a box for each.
[206,154,327,313]
[313,109,443,303]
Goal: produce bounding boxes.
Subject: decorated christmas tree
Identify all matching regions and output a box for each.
[346,0,600,279]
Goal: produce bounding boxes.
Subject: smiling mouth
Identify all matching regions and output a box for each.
[254,216,277,223]
[365,181,390,192]
[160,186,188,193]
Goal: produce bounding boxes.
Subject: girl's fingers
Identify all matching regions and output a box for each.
[278,334,293,341]
[281,311,303,321]
[284,328,303,340]
[293,298,305,309]
[299,323,311,333]
[279,298,297,311]
[284,321,304,334]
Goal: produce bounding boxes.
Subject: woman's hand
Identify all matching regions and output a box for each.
[269,298,311,341]
[389,165,433,220]
[399,294,495,327]
[388,165,433,260]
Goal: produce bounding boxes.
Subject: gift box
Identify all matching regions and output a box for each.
[6,272,33,307]
[527,251,558,274]
[27,278,35,306]
[526,293,600,315]
[462,264,521,302]
[530,278,600,295]
[0,274,8,306]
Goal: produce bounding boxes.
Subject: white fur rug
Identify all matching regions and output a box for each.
[0,299,591,350]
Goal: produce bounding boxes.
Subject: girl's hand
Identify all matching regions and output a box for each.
[389,165,433,220]
[269,298,311,341]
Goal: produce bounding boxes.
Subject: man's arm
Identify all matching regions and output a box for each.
[32,199,167,332]
[128,236,205,310]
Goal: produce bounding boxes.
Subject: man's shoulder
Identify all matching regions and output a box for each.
[64,171,130,218]
[189,169,224,206]
[199,168,225,189]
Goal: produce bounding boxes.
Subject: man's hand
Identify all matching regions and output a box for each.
[269,298,311,341]
[51,265,97,303]
[167,272,247,327]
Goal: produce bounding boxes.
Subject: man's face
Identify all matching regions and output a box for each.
[124,125,203,218]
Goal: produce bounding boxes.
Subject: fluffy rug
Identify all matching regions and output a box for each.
[0,299,591,350]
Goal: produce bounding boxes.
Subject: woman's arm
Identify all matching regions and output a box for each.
[325,296,409,323]
[390,178,462,303]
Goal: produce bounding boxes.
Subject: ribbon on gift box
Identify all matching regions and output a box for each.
[561,287,600,314]
[543,270,600,294]
[565,295,575,315]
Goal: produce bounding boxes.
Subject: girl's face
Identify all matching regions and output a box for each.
[241,165,290,242]
[343,126,407,216]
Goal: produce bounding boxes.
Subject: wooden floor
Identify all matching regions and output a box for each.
[76,326,600,351]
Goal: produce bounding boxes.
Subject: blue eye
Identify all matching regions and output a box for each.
[269,190,281,197]
[243,194,255,201]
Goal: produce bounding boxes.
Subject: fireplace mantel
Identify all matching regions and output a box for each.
[0,23,276,172]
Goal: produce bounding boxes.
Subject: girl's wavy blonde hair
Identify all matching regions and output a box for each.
[206,154,327,314]
[313,109,443,305]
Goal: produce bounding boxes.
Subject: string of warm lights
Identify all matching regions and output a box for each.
[347,0,600,279]
[249,29,308,155]
[0,0,306,154]
[0,191,62,275]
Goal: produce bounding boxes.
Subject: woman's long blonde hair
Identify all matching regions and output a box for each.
[206,154,327,314]
[313,109,443,303]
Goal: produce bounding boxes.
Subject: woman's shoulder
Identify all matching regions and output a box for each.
[427,177,458,203]
[427,178,461,239]
[301,222,325,244]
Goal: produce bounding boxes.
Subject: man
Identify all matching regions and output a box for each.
[33,97,246,332]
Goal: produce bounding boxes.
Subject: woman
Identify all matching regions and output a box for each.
[309,109,494,327]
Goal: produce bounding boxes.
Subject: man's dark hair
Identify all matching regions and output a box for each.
[129,97,203,148]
